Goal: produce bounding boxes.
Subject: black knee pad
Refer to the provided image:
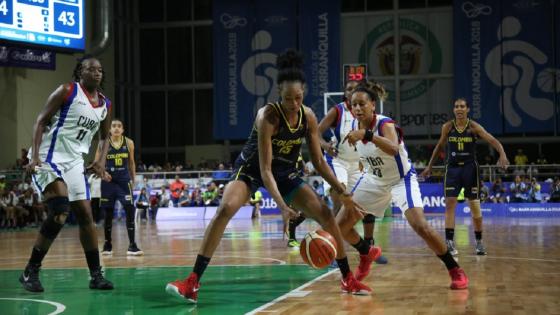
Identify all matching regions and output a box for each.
[46,197,70,216]
[40,197,69,239]
[362,213,376,224]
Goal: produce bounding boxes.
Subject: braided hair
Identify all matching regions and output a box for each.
[276,49,305,85]
[72,54,105,90]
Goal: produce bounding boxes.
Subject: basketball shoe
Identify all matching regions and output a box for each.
[341,271,371,295]
[475,240,487,255]
[101,241,112,255]
[446,239,458,256]
[355,246,382,281]
[89,268,114,290]
[287,239,300,248]
[19,263,44,292]
[127,243,144,256]
[166,272,200,304]
[449,267,469,290]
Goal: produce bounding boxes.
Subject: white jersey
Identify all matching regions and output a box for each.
[329,102,359,162]
[29,82,110,173]
[354,114,412,186]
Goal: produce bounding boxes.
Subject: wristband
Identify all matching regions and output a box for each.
[364,129,374,141]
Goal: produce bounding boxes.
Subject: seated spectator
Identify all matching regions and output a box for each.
[170,175,186,207]
[149,193,160,221]
[0,175,6,191]
[490,177,506,203]
[158,186,170,208]
[1,186,19,228]
[529,177,542,203]
[135,188,150,221]
[178,191,191,207]
[479,180,490,203]
[536,154,548,165]
[212,163,230,186]
[190,187,203,206]
[137,160,147,172]
[549,178,560,203]
[510,175,527,203]
[203,182,219,206]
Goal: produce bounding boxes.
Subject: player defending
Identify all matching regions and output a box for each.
[420,98,509,255]
[96,119,143,256]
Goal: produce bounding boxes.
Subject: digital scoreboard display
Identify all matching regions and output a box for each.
[343,63,367,86]
[0,0,85,51]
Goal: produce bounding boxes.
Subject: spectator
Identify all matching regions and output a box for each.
[510,175,527,203]
[0,175,6,191]
[549,178,560,202]
[178,191,191,207]
[514,149,529,166]
[536,154,548,165]
[169,175,186,207]
[479,180,490,203]
[20,148,30,167]
[490,178,506,203]
[137,160,147,172]
[202,182,219,206]
[312,180,324,197]
[190,187,203,206]
[136,177,152,192]
[1,186,18,228]
[529,177,542,203]
[212,163,230,186]
[158,186,170,208]
[135,188,150,221]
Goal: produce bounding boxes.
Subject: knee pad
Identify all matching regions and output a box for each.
[468,199,482,219]
[46,197,70,224]
[362,213,376,224]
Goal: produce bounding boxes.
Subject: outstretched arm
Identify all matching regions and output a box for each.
[420,122,451,178]
[471,121,509,169]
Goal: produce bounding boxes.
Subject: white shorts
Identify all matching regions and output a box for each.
[31,161,90,202]
[352,170,423,218]
[324,157,362,193]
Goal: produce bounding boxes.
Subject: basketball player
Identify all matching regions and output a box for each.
[20,56,114,292]
[166,49,372,304]
[339,81,469,289]
[318,79,388,265]
[420,98,509,255]
[96,119,143,256]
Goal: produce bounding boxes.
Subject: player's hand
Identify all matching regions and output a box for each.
[419,167,432,180]
[103,172,112,182]
[280,205,298,239]
[497,155,509,170]
[86,161,106,179]
[26,157,42,175]
[338,192,365,220]
[342,130,365,146]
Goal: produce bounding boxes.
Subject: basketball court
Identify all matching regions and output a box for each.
[1,215,559,314]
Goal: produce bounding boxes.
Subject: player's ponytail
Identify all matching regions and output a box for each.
[276,49,306,85]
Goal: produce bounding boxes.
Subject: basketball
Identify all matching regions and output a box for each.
[300,230,338,269]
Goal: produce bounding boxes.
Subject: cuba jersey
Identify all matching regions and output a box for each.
[354,114,412,185]
[446,119,477,166]
[329,102,359,162]
[106,136,131,182]
[30,82,110,171]
[239,102,307,172]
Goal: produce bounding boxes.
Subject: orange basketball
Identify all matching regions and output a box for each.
[300,230,338,269]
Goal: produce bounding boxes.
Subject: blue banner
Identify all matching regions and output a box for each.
[453,0,557,134]
[213,0,255,140]
[0,44,56,70]
[213,0,298,140]
[299,0,341,120]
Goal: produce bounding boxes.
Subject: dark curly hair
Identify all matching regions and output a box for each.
[72,54,105,89]
[352,80,388,103]
[276,49,305,85]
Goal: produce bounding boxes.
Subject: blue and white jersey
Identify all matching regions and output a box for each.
[328,102,359,163]
[29,82,110,173]
[354,114,413,186]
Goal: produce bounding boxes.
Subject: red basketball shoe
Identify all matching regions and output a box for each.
[341,271,372,295]
[449,267,469,290]
[355,246,382,281]
[166,272,200,303]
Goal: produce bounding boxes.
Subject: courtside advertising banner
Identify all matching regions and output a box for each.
[299,0,341,121]
[454,0,558,134]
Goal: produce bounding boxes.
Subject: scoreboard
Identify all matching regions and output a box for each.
[0,0,85,51]
[342,63,367,87]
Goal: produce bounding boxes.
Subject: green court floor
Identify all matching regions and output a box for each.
[0,265,328,315]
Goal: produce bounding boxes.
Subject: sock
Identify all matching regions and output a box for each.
[364,237,374,246]
[28,246,48,267]
[85,250,101,272]
[445,228,455,241]
[288,220,297,240]
[104,208,114,243]
[351,238,371,255]
[475,231,482,241]
[336,257,351,278]
[125,205,136,244]
[193,254,211,279]
[438,251,459,270]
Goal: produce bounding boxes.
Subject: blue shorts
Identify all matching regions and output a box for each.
[444,162,480,199]
[101,180,133,207]
[230,157,305,204]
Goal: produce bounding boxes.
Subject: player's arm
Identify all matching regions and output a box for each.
[306,108,347,195]
[317,107,339,157]
[471,121,509,169]
[372,123,400,155]
[421,122,452,177]
[88,102,112,179]
[127,137,136,183]
[257,106,297,219]
[28,84,71,173]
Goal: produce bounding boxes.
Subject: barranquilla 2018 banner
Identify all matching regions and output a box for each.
[454,0,558,134]
[213,0,340,140]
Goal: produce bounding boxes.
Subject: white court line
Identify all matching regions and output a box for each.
[245,268,338,315]
[0,298,65,315]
